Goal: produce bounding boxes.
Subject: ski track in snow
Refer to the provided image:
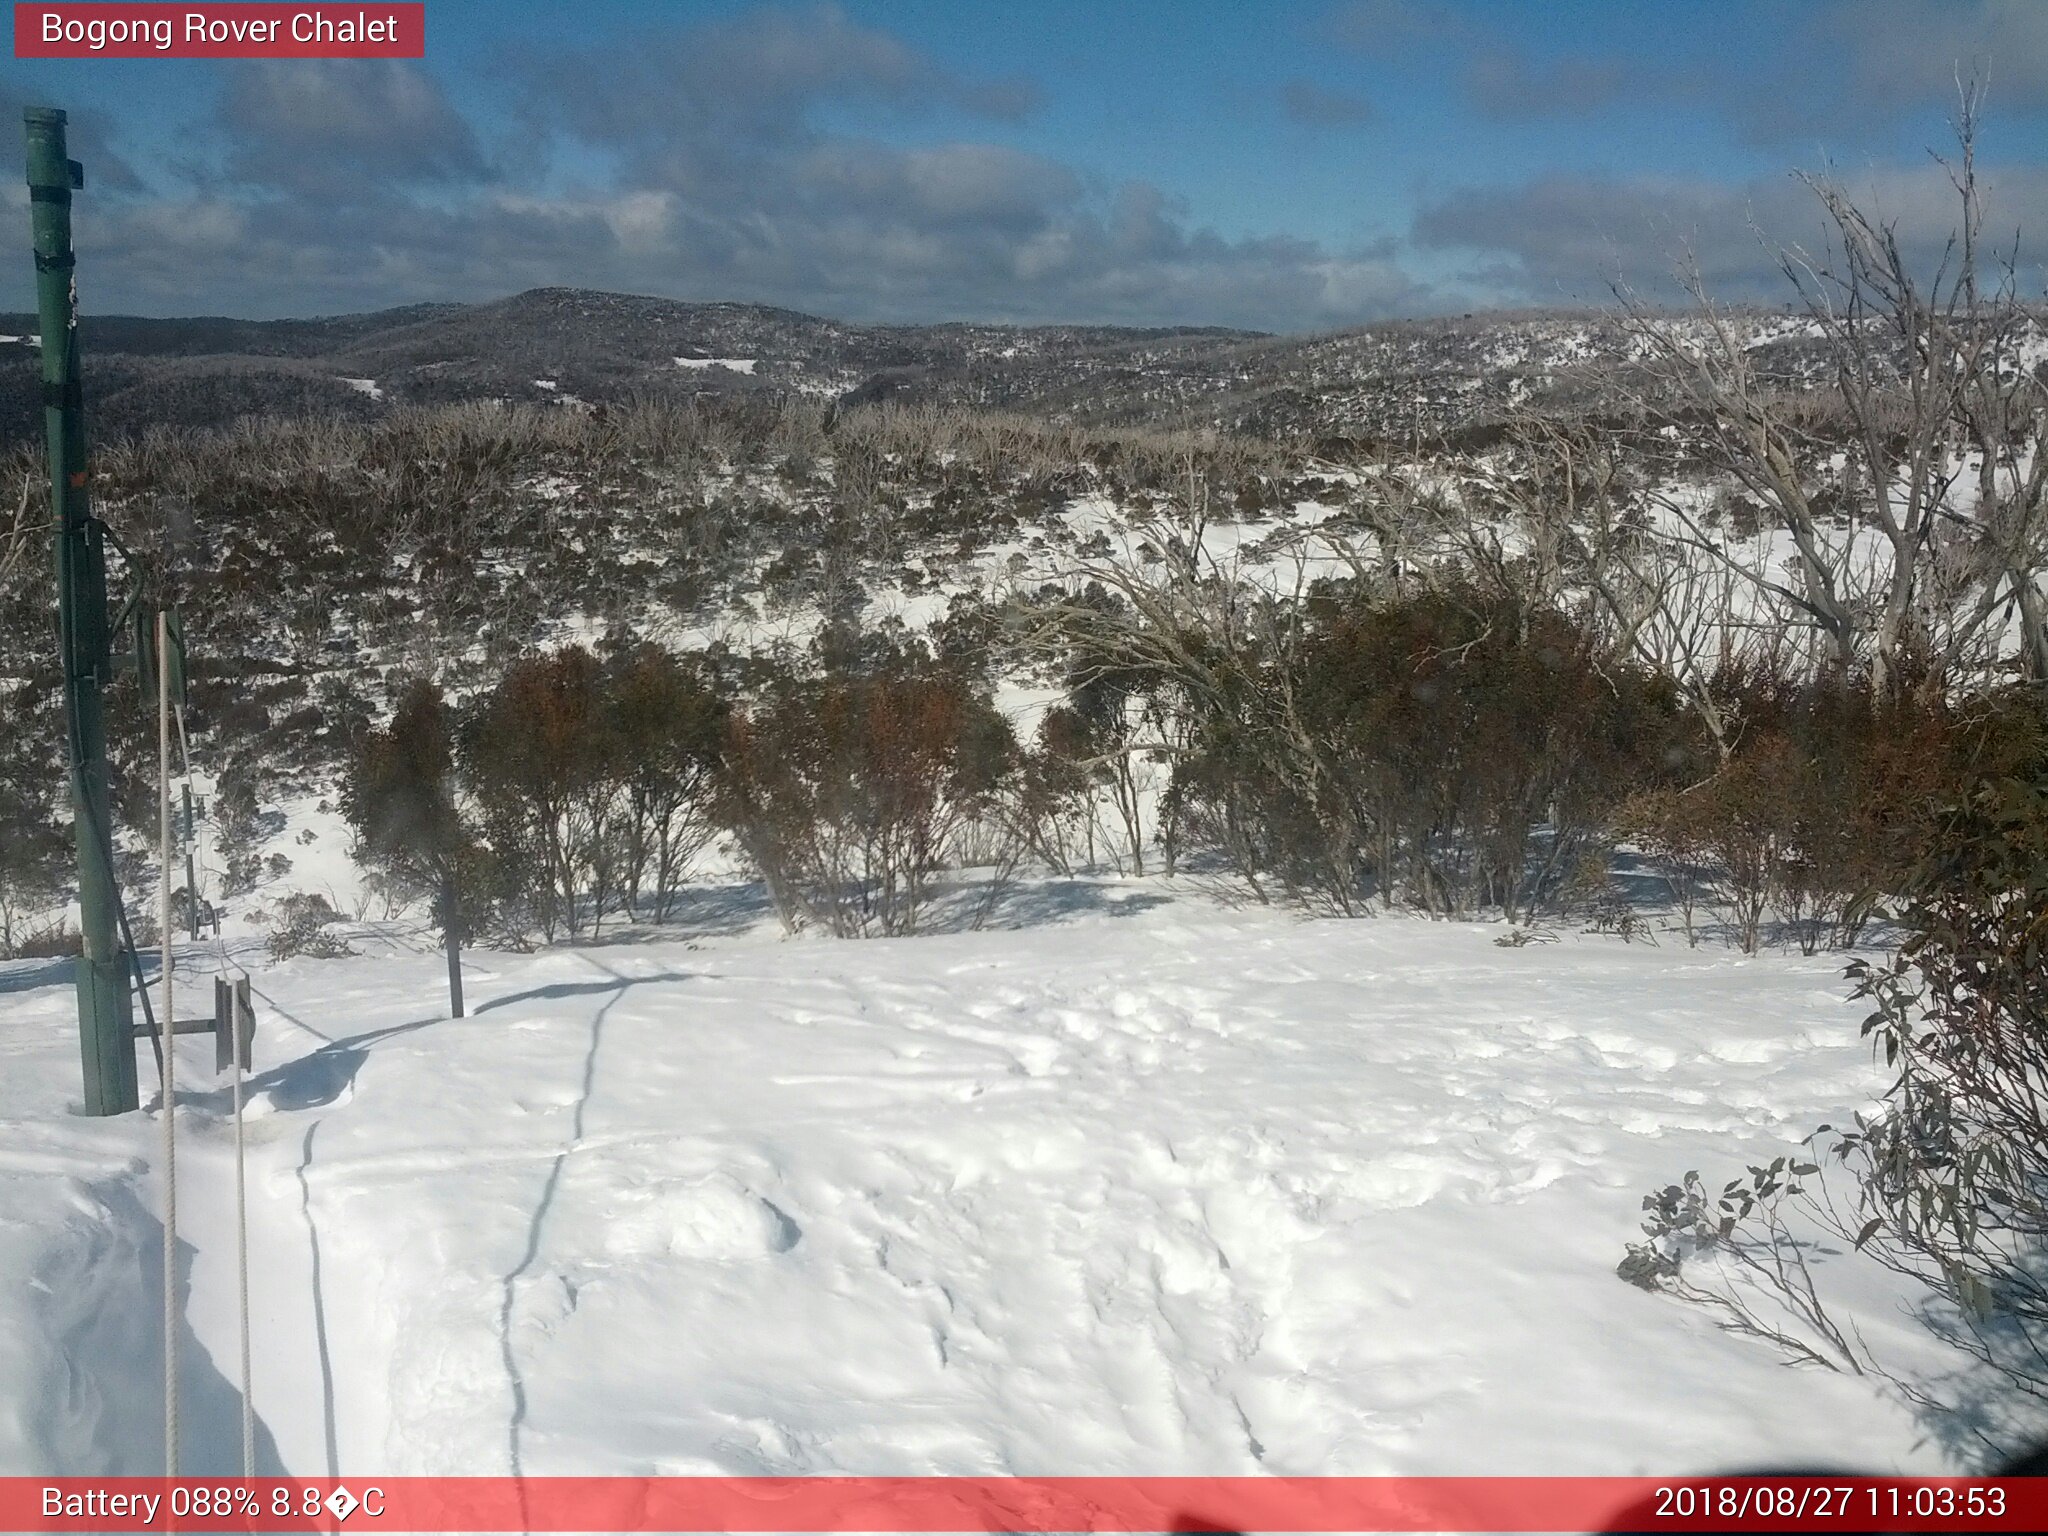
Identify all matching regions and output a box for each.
[0,888,1990,1477]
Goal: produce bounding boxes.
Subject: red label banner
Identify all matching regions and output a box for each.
[14,5,424,58]
[1,1476,2044,1533]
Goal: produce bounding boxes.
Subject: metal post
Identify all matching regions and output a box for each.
[442,878,466,1019]
[182,784,199,941]
[28,106,136,1116]
[175,704,198,940]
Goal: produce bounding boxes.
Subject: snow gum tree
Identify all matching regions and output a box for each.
[600,638,727,924]
[461,646,624,943]
[341,678,484,1017]
[716,647,1018,937]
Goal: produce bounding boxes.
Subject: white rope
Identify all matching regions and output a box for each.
[157,609,178,1478]
[233,995,253,1475]
[172,702,254,1474]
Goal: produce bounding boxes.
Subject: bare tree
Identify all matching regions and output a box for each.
[1617,91,2046,701]
[0,476,37,596]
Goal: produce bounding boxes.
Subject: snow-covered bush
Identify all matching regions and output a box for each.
[264,891,355,961]
[214,772,270,898]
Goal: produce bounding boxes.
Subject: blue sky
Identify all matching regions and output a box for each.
[3,0,2044,328]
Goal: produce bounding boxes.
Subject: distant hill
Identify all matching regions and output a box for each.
[0,285,1880,449]
[0,288,1275,446]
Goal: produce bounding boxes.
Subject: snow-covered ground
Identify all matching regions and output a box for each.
[0,882,1982,1479]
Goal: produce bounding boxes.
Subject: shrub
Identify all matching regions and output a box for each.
[1010,706,1102,875]
[264,891,356,961]
[214,771,269,897]
[1173,583,1685,918]
[461,647,619,941]
[1616,678,2031,953]
[717,654,1018,936]
[1825,776,2048,1401]
[13,922,81,959]
[1618,786,1714,946]
[601,640,727,923]
[1619,769,2048,1410]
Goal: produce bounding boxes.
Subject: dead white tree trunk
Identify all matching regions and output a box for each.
[1616,89,2044,702]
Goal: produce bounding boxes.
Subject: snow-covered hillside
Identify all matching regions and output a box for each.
[0,880,1971,1479]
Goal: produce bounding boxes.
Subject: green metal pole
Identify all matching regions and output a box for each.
[28,107,137,1116]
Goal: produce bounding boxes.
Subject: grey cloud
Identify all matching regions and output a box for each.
[1324,0,1457,53]
[514,2,1036,152]
[0,77,145,192]
[76,2,1352,327]
[1334,0,2046,149]
[58,75,1433,332]
[1281,79,1375,127]
[1326,1,1642,121]
[215,60,491,196]
[1839,0,2048,101]
[63,175,1434,331]
[1413,161,2048,305]
[792,141,1083,230]
[1463,51,1631,120]
[1712,1,2048,146]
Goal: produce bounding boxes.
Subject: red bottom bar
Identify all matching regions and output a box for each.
[3,1476,2040,1534]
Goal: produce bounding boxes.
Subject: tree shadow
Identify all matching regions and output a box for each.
[1879,1249,2048,1470]
[923,877,1173,933]
[173,1012,449,1117]
[558,882,777,947]
[473,971,694,1015]
[0,956,74,995]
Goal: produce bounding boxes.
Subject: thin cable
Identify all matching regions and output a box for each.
[157,608,178,1478]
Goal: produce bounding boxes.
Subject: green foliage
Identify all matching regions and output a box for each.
[340,678,492,942]
[600,637,728,924]
[1616,1160,1860,1374]
[1825,774,2048,1397]
[1622,758,2048,1406]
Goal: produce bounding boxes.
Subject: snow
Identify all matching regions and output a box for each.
[338,377,383,401]
[674,357,758,375]
[0,882,1972,1478]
